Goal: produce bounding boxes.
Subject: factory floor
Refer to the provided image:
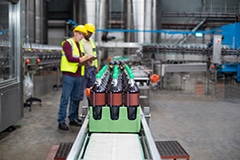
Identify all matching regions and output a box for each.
[0,89,240,160]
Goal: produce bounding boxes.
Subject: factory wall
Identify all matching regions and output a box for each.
[48,28,65,46]
[44,0,240,45]
[162,0,202,12]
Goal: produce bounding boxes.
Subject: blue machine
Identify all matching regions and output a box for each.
[216,63,240,82]
[212,23,240,83]
[222,23,240,49]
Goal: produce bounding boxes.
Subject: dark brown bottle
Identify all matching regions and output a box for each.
[107,66,122,120]
[124,74,140,120]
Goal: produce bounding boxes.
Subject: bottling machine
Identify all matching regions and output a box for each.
[142,22,240,83]
[22,43,62,110]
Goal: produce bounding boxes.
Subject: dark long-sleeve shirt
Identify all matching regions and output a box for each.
[62,41,82,77]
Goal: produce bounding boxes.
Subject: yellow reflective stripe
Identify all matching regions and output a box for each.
[79,40,85,56]
[90,39,98,68]
[80,42,85,76]
[81,65,85,76]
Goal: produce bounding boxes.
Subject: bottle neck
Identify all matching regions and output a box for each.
[112,79,118,86]
[96,79,101,85]
[129,79,135,86]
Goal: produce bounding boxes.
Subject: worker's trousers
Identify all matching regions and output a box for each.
[58,74,82,123]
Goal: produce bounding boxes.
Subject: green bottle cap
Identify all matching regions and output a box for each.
[96,73,101,79]
[129,73,134,79]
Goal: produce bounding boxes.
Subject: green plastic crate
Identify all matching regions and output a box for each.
[89,106,141,133]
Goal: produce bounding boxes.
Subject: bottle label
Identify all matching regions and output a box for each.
[124,93,139,106]
[90,93,106,106]
[107,93,122,106]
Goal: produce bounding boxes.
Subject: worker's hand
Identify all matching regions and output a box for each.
[96,68,99,73]
[79,55,94,66]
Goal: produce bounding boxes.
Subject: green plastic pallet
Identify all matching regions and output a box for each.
[89,106,141,133]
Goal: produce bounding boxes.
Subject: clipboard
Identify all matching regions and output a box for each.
[86,56,97,61]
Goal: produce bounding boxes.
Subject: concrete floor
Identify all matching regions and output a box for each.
[0,89,240,160]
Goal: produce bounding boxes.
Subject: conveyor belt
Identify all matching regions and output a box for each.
[142,44,240,55]
[66,108,161,160]
[83,133,144,160]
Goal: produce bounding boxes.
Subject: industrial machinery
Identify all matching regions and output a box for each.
[23,43,62,69]
[210,23,240,83]
[0,0,62,131]
[0,0,22,132]
[142,23,240,83]
[66,63,161,160]
[22,43,62,110]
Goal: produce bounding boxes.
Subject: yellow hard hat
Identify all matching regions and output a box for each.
[73,25,87,35]
[84,23,96,33]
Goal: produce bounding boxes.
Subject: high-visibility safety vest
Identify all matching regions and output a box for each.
[60,38,85,76]
[80,38,98,68]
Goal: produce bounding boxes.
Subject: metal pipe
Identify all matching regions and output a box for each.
[76,0,85,24]
[26,0,29,43]
[156,0,162,43]
[178,18,207,45]
[202,0,206,12]
[97,0,107,42]
[152,0,157,42]
[40,0,43,43]
[35,0,44,43]
[84,0,100,41]
[144,0,152,43]
[73,0,76,22]
[85,0,96,25]
[125,0,132,42]
[132,0,144,43]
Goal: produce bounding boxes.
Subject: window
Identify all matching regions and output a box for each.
[0,2,17,85]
